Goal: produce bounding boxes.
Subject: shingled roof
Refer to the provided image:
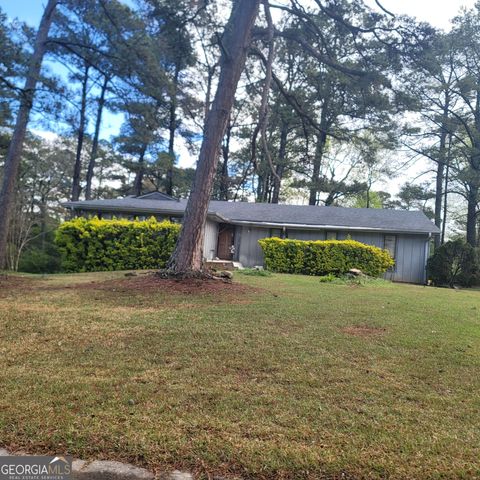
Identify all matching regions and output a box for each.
[63,195,440,234]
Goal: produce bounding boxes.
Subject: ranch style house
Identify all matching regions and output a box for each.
[64,191,440,284]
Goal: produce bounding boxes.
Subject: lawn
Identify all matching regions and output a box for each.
[0,271,479,479]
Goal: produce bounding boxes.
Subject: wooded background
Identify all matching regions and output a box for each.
[1,0,480,271]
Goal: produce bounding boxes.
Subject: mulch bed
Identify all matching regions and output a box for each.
[85,273,258,296]
[0,273,262,305]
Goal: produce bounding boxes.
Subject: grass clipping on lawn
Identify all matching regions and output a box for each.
[0,271,479,479]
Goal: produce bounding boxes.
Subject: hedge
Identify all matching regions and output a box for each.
[258,237,394,277]
[55,217,180,272]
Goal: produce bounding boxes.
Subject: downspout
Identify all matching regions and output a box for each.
[424,233,432,285]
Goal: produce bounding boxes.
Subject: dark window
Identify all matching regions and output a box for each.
[384,235,397,259]
[270,227,287,239]
[326,231,337,240]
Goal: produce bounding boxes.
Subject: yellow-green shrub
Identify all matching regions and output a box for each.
[55,217,180,272]
[258,237,394,277]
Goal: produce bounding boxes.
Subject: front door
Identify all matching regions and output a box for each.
[217,224,235,260]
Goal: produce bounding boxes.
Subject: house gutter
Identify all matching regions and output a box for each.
[62,203,230,223]
[228,219,439,235]
[423,232,432,284]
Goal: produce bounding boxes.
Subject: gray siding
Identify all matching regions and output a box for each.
[237,227,270,267]
[390,234,428,284]
[338,231,384,248]
[203,220,218,260]
[288,229,326,241]
[339,231,428,283]
[237,226,429,284]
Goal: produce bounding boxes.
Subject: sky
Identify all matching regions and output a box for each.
[2,0,476,30]
[364,0,476,29]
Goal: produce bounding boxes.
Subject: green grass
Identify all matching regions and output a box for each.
[0,271,479,479]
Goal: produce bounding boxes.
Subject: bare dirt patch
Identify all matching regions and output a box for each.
[0,275,36,296]
[77,273,259,297]
[341,325,386,338]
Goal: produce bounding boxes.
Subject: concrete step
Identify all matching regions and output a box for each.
[205,260,243,271]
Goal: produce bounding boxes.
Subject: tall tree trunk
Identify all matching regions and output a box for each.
[467,90,480,246]
[85,75,109,200]
[271,121,288,204]
[466,185,478,247]
[71,63,90,201]
[166,66,179,197]
[309,104,329,205]
[168,0,260,274]
[40,193,47,251]
[256,173,264,202]
[0,0,58,270]
[133,144,147,197]
[219,118,232,201]
[309,129,328,205]
[441,150,450,245]
[434,100,449,248]
[204,63,216,123]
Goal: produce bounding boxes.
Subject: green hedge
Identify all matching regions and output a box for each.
[55,217,180,272]
[258,237,394,277]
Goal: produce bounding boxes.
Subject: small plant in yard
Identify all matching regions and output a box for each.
[237,268,272,276]
[318,273,337,283]
[318,272,391,286]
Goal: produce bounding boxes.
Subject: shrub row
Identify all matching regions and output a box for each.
[55,217,180,272]
[258,237,394,277]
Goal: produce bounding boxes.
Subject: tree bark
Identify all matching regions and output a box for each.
[166,66,179,197]
[0,0,58,270]
[167,0,260,274]
[466,184,478,247]
[309,127,328,205]
[203,63,217,123]
[308,99,329,206]
[466,90,480,246]
[71,63,90,201]
[85,75,109,200]
[441,150,450,245]
[133,144,147,197]
[271,120,288,204]
[434,99,449,248]
[219,118,232,201]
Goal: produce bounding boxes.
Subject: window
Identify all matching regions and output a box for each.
[326,231,337,240]
[384,235,397,259]
[270,227,287,239]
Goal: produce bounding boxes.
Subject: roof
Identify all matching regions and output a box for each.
[63,196,440,235]
[137,191,177,201]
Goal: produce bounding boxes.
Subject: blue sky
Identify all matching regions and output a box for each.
[1,0,133,26]
[1,0,127,141]
[1,0,46,27]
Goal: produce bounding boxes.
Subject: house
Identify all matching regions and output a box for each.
[63,191,440,284]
